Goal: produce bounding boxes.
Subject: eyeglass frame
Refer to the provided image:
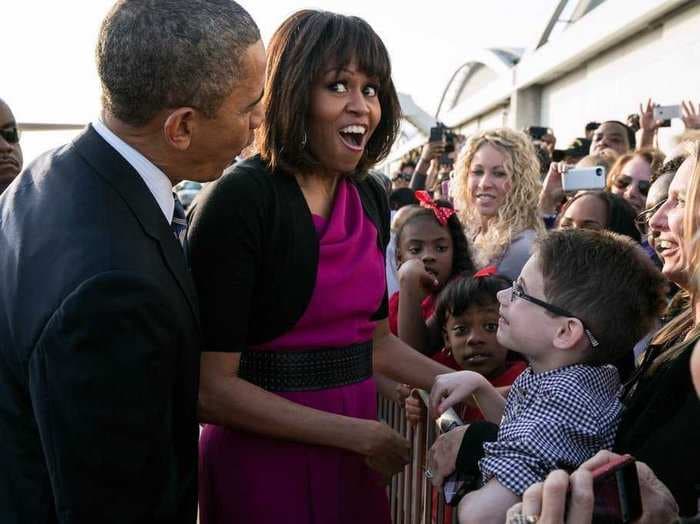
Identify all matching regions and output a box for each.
[0,126,20,145]
[510,280,599,348]
[634,197,666,236]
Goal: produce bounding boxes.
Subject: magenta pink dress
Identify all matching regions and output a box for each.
[198,178,391,524]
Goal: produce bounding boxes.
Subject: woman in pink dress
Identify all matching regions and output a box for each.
[188,10,454,524]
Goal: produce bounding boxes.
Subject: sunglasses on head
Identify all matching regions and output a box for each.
[613,175,650,197]
[0,126,20,144]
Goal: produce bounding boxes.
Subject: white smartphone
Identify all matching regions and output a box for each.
[562,166,607,192]
[653,104,682,121]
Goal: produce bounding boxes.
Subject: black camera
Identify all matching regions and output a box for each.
[429,122,456,153]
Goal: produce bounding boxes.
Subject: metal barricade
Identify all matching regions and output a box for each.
[378,391,458,524]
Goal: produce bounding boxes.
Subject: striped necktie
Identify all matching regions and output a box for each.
[172,193,187,247]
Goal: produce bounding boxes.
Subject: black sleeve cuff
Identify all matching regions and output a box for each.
[455,421,499,476]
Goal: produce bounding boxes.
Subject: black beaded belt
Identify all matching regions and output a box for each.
[238,341,373,392]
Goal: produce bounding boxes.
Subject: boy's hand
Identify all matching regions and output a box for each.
[429,370,488,419]
[398,259,440,298]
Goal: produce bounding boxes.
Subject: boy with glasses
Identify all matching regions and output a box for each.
[429,229,667,523]
[0,98,23,195]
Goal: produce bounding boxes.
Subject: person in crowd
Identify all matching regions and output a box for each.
[389,186,416,211]
[584,121,600,140]
[606,148,665,213]
[386,189,417,296]
[426,142,700,522]
[391,169,411,190]
[0,98,23,194]
[428,229,666,524]
[505,143,700,524]
[389,191,474,355]
[188,11,455,524]
[0,1,264,522]
[627,112,641,133]
[556,191,640,241]
[589,120,635,157]
[405,271,527,424]
[452,128,544,279]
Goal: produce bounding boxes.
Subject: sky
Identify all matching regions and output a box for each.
[4,0,558,163]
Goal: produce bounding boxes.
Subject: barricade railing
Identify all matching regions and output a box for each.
[378,390,459,524]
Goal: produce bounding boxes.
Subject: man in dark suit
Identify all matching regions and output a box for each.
[0,1,265,522]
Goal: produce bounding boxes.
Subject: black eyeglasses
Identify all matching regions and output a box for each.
[634,198,666,235]
[613,175,651,197]
[510,281,599,347]
[0,126,20,144]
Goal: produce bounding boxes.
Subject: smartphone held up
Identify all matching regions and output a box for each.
[562,165,607,192]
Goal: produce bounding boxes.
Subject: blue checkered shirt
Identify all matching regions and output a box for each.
[480,364,622,496]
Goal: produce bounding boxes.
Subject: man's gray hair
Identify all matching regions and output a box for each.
[97,0,260,126]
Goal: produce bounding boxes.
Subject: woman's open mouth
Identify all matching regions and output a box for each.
[338,125,367,152]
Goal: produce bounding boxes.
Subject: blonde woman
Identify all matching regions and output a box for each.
[453,128,544,278]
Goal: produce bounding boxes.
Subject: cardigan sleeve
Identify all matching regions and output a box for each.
[187,165,265,352]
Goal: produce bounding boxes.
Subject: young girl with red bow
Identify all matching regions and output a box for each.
[388,191,474,362]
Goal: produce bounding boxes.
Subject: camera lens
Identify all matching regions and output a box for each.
[596,168,602,176]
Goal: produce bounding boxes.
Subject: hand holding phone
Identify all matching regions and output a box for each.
[562,166,606,192]
[589,454,642,523]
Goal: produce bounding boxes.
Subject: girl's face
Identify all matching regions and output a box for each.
[558,194,607,231]
[610,155,652,213]
[398,216,454,288]
[307,60,381,176]
[467,143,512,220]
[444,305,508,379]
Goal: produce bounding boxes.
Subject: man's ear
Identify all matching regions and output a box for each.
[163,107,196,151]
[552,317,586,351]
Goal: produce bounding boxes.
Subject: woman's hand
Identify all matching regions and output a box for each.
[356,419,410,479]
[681,100,700,130]
[507,469,593,524]
[426,424,469,487]
[538,162,571,214]
[429,370,487,419]
[398,258,440,299]
[505,450,680,524]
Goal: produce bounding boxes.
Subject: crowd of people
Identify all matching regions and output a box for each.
[0,1,699,524]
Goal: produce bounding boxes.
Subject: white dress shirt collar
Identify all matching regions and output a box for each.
[92,119,174,224]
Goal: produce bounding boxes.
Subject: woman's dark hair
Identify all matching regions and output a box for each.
[434,274,512,333]
[556,191,641,243]
[394,202,475,277]
[257,10,401,176]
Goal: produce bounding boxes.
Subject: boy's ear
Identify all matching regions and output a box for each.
[552,318,586,351]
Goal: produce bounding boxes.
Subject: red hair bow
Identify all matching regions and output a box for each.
[474,265,497,278]
[414,190,455,227]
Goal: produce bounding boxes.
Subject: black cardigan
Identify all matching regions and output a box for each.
[187,155,390,352]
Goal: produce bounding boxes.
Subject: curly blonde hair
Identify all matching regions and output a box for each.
[453,128,544,267]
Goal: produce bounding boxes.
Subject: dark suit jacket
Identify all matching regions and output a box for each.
[0,126,200,523]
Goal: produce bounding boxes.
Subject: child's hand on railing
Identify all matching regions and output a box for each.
[404,393,425,426]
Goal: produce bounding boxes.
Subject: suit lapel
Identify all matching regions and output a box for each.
[73,125,199,319]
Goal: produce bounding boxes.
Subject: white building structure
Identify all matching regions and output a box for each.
[385,0,700,172]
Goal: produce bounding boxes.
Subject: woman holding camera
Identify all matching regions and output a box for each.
[452,128,544,278]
